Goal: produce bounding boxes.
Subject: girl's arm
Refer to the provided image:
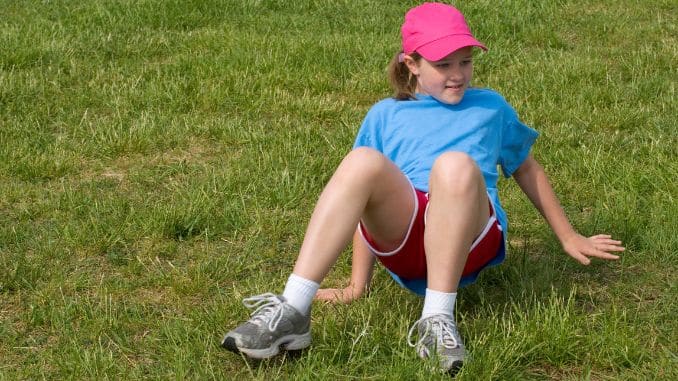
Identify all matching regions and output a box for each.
[513,154,625,264]
[315,228,375,303]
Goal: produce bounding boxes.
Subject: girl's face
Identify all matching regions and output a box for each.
[404,46,474,105]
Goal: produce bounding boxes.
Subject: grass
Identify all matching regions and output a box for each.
[1,0,676,379]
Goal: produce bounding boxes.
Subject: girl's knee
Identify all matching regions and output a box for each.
[432,152,479,175]
[430,152,482,193]
[341,147,391,176]
[348,146,383,160]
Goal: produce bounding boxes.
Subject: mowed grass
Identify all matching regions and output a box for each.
[0,0,675,379]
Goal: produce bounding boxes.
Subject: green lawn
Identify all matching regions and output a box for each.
[1,0,676,379]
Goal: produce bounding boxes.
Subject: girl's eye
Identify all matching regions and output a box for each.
[461,60,473,66]
[436,63,450,68]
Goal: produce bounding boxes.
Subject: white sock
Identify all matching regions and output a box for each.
[282,273,319,316]
[421,288,457,318]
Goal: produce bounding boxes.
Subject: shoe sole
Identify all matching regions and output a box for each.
[221,332,311,359]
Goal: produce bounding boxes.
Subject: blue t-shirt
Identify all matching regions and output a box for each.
[353,88,539,236]
[353,89,539,293]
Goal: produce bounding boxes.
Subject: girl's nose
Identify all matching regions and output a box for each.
[447,66,464,80]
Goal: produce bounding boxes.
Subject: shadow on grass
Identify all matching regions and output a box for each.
[458,236,623,319]
[221,345,309,372]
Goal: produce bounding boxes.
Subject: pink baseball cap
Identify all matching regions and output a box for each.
[401,2,487,61]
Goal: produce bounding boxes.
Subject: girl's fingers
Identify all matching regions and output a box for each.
[586,248,620,260]
[590,236,625,252]
[596,252,620,259]
[597,239,622,245]
[591,236,621,243]
[315,288,341,301]
[569,250,591,265]
[599,244,625,252]
[578,255,592,265]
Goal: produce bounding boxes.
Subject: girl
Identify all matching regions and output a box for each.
[221,2,624,374]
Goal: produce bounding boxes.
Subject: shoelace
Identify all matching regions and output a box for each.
[407,315,459,349]
[242,293,285,332]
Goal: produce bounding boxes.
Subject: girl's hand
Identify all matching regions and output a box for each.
[315,283,365,304]
[562,234,625,265]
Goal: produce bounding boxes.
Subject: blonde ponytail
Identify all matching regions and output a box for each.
[387,52,421,100]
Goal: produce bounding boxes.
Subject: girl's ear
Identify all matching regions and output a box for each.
[403,55,420,76]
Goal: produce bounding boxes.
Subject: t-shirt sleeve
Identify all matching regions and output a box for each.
[352,102,385,152]
[499,108,539,178]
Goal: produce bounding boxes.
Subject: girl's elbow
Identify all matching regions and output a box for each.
[516,156,544,178]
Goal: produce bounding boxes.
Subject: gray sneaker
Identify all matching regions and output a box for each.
[221,293,311,359]
[407,314,466,374]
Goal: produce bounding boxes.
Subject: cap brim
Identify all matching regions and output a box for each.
[416,34,487,61]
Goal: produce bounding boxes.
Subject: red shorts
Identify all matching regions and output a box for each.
[359,188,504,281]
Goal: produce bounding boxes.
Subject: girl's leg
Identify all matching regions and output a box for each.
[425,151,490,292]
[292,147,415,283]
[223,147,414,358]
[408,152,490,372]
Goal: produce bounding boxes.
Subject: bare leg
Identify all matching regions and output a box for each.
[292,147,415,283]
[222,148,415,358]
[425,152,490,293]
